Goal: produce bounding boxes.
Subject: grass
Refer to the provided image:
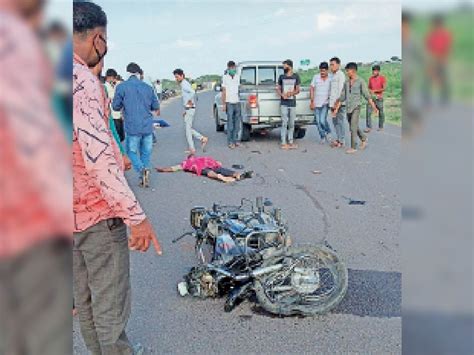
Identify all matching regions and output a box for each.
[298,62,402,126]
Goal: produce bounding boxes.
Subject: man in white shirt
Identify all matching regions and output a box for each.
[221,60,241,149]
[154,79,163,101]
[328,57,347,148]
[104,68,125,141]
[310,62,332,144]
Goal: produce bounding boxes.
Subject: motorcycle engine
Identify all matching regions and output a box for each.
[185,266,218,298]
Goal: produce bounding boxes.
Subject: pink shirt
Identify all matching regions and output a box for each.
[181,156,222,176]
[0,12,71,258]
[73,53,145,232]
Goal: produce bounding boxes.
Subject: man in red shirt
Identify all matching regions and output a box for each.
[365,65,387,132]
[424,15,452,104]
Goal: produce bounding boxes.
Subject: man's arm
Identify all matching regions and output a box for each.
[310,84,315,109]
[361,80,378,113]
[74,78,145,226]
[111,84,124,111]
[276,76,286,99]
[150,87,160,115]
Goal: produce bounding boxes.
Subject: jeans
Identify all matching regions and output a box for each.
[126,133,153,174]
[73,219,133,355]
[184,108,203,151]
[314,104,331,139]
[332,105,346,144]
[226,103,241,145]
[280,105,296,145]
[366,98,385,129]
[347,107,366,149]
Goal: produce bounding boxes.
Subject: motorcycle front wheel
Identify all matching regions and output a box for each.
[254,245,348,316]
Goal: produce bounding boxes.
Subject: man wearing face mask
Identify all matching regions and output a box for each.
[73,2,161,354]
[221,60,241,149]
[276,59,300,149]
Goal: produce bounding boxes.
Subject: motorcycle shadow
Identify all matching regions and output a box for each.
[249,268,401,319]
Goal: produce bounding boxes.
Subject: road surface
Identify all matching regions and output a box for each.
[74,90,401,354]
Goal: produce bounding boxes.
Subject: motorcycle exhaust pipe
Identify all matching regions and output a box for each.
[251,264,283,277]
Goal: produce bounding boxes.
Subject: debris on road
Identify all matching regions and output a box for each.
[312,170,322,175]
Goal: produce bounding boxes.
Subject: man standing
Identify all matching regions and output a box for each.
[104,68,125,141]
[221,60,241,149]
[365,65,387,132]
[173,68,208,154]
[310,62,332,144]
[328,57,346,148]
[113,62,160,187]
[154,79,163,101]
[334,62,378,154]
[73,3,161,354]
[276,59,300,150]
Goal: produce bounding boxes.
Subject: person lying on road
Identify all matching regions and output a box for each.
[156,155,253,183]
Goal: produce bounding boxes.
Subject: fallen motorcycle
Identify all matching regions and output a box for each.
[175,197,348,316]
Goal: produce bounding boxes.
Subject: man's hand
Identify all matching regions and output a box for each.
[222,103,226,112]
[123,155,132,171]
[372,104,379,115]
[310,101,315,110]
[129,218,162,255]
[331,107,338,117]
[155,109,161,117]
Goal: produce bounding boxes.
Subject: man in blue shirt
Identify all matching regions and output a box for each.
[113,62,160,187]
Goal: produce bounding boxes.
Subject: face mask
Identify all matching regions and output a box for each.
[92,34,108,66]
[228,69,236,76]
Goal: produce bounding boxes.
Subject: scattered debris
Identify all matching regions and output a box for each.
[312,170,322,175]
[232,164,244,170]
[250,150,262,154]
[342,196,366,205]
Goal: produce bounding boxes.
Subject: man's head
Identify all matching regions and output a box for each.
[227,60,237,76]
[173,68,185,82]
[105,68,117,83]
[156,79,161,84]
[372,64,381,77]
[329,57,341,73]
[45,20,68,44]
[73,1,107,68]
[432,14,444,28]
[319,62,329,77]
[282,59,293,74]
[344,62,358,78]
[126,62,142,78]
[5,0,46,30]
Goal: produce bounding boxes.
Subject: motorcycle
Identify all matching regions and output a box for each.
[175,197,348,316]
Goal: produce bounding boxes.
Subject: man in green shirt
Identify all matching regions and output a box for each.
[334,62,378,154]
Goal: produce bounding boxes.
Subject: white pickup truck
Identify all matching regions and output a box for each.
[214,61,314,141]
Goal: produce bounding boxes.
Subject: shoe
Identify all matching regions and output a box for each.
[143,169,150,187]
[345,148,357,154]
[228,144,236,149]
[364,128,371,133]
[132,343,145,355]
[288,143,298,150]
[280,144,289,150]
[360,138,368,150]
[377,127,384,131]
[240,171,253,180]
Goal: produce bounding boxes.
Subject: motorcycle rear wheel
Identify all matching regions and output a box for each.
[254,245,348,316]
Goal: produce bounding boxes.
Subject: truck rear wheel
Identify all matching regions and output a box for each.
[294,127,306,140]
[215,106,224,132]
[241,123,251,142]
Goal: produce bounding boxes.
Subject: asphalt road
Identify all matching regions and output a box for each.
[74,90,402,354]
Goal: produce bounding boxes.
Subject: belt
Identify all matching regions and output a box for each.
[185,107,196,110]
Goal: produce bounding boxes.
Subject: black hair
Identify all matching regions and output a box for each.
[402,11,412,24]
[372,65,381,71]
[227,60,236,67]
[282,59,293,68]
[432,13,444,25]
[105,68,117,77]
[319,62,329,70]
[173,68,185,77]
[345,62,358,71]
[126,62,142,74]
[330,57,341,64]
[73,1,107,34]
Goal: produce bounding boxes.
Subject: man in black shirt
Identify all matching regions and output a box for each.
[276,59,300,150]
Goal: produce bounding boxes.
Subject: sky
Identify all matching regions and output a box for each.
[51,0,406,80]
